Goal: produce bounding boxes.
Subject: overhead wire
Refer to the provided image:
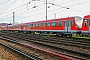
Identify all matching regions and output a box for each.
[14,0,74,17]
[0,0,82,17]
[2,0,51,14]
[1,0,18,14]
[16,3,45,16]
[0,0,43,18]
[1,3,45,20]
[5,1,52,15]
[0,0,19,23]
[15,0,76,16]
[0,0,67,22]
[0,0,10,5]
[36,9,68,21]
[15,0,55,14]
[64,0,90,14]
[1,0,53,18]
[67,0,90,7]
[0,0,33,16]
[0,0,53,17]
[0,0,53,22]
[0,0,10,13]
[1,0,90,23]
[15,7,67,20]
[11,0,83,20]
[15,9,68,21]
[47,0,90,15]
[15,0,90,21]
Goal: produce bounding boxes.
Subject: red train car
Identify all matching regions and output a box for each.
[80,15,90,36]
[5,24,21,30]
[4,16,83,37]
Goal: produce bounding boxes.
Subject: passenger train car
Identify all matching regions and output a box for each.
[80,15,90,36]
[3,16,83,37]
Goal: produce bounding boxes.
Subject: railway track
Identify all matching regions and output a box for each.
[1,31,90,49]
[0,42,42,60]
[0,36,76,60]
[0,37,65,60]
[0,31,90,59]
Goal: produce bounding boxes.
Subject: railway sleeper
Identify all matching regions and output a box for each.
[0,42,42,60]
[31,41,90,59]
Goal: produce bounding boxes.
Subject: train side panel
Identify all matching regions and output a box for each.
[24,16,82,37]
[4,16,82,37]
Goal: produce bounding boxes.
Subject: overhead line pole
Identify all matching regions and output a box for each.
[13,12,15,25]
[46,0,47,20]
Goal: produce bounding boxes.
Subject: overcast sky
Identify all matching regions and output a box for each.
[0,0,90,24]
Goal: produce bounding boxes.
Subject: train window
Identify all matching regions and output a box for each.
[84,20,88,26]
[35,24,39,27]
[58,21,62,26]
[28,24,33,27]
[47,23,50,26]
[52,22,56,26]
[15,25,19,28]
[71,20,74,26]
[40,23,46,27]
[43,23,47,26]
[9,26,14,28]
[40,23,43,27]
[65,21,70,26]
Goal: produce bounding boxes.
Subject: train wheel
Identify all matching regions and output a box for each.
[69,34,72,38]
[64,34,67,38]
[61,33,64,37]
[64,34,72,38]
[59,33,64,37]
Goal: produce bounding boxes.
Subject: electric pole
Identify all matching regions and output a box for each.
[13,12,15,25]
[46,0,47,20]
[54,13,56,19]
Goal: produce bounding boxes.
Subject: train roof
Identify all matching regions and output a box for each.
[84,15,90,19]
[7,16,82,26]
[25,16,76,24]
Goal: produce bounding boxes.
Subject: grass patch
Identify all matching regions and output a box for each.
[0,58,3,60]
[72,35,90,40]
[41,33,56,36]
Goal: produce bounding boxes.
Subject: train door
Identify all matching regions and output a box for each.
[64,21,71,33]
[82,19,90,36]
[21,24,25,30]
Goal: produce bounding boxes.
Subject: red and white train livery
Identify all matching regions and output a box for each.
[3,16,84,37]
[80,15,90,36]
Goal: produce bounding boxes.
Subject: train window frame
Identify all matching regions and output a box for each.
[9,26,14,28]
[71,20,74,26]
[65,21,70,26]
[58,21,62,26]
[47,22,50,26]
[28,24,33,28]
[35,24,39,27]
[84,20,88,26]
[15,25,19,28]
[52,22,56,26]
[40,23,43,27]
[43,23,47,26]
